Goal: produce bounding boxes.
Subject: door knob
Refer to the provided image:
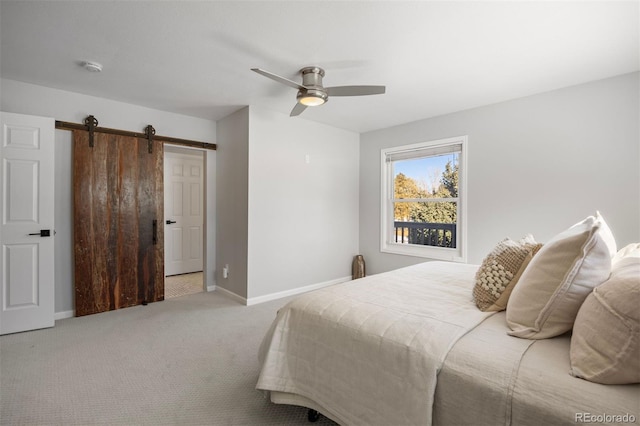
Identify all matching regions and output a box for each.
[28,229,51,237]
[166,220,177,225]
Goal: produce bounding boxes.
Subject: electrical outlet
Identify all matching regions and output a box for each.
[223,264,229,279]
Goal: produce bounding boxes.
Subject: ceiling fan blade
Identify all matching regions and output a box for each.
[290,103,307,117]
[251,68,306,90]
[326,85,386,97]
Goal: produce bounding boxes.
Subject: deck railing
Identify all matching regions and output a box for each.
[394,221,456,248]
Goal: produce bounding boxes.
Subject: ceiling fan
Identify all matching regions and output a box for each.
[251,66,386,117]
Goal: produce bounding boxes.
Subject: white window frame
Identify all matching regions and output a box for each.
[380,135,467,262]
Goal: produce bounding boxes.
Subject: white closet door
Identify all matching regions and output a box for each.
[164,151,204,276]
[1,112,55,335]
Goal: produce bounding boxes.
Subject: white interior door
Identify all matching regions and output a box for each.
[164,150,204,276]
[0,112,55,335]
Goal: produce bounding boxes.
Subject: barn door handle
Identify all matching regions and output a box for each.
[28,229,51,237]
[166,220,176,224]
[152,220,158,245]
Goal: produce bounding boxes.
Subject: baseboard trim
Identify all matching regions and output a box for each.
[214,286,247,304]
[214,276,351,306]
[54,310,74,321]
[246,275,351,306]
[52,277,351,315]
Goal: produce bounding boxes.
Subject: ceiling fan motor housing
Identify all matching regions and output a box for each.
[301,66,325,86]
[298,66,328,104]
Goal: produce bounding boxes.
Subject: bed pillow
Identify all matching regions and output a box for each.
[612,243,640,265]
[506,212,616,339]
[473,235,543,312]
[570,246,640,384]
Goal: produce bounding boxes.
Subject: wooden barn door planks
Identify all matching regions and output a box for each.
[73,131,164,317]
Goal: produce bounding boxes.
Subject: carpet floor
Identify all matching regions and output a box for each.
[0,290,337,425]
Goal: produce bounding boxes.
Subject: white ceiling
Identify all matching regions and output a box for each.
[1,1,638,133]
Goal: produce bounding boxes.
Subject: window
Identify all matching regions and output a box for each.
[380,136,467,261]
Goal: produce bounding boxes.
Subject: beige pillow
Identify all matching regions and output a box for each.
[612,243,640,265]
[473,235,543,312]
[506,212,616,339]
[570,250,640,384]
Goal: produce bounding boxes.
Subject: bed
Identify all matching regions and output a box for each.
[256,214,640,426]
[256,259,640,425]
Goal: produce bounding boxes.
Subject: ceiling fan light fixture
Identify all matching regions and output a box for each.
[299,95,325,106]
[297,89,328,107]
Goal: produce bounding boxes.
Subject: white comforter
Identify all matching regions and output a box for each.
[256,261,494,425]
[434,313,640,426]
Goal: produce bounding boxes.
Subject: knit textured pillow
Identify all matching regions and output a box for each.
[473,235,543,312]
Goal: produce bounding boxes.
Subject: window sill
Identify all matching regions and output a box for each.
[381,243,465,262]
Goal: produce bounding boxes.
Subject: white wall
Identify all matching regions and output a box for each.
[1,78,217,316]
[216,106,360,303]
[247,107,359,300]
[215,107,250,299]
[360,72,640,274]
[6,72,636,310]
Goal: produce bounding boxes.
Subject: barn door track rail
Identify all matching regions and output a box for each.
[55,115,217,151]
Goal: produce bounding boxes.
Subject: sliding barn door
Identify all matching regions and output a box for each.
[73,131,164,317]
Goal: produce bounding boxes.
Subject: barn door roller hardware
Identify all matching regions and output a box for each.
[84,115,99,148]
[145,125,155,154]
[55,115,217,150]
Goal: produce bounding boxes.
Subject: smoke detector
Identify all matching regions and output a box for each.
[82,61,103,72]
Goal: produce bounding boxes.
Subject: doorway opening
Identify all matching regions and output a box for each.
[164,146,205,299]
[165,272,203,299]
